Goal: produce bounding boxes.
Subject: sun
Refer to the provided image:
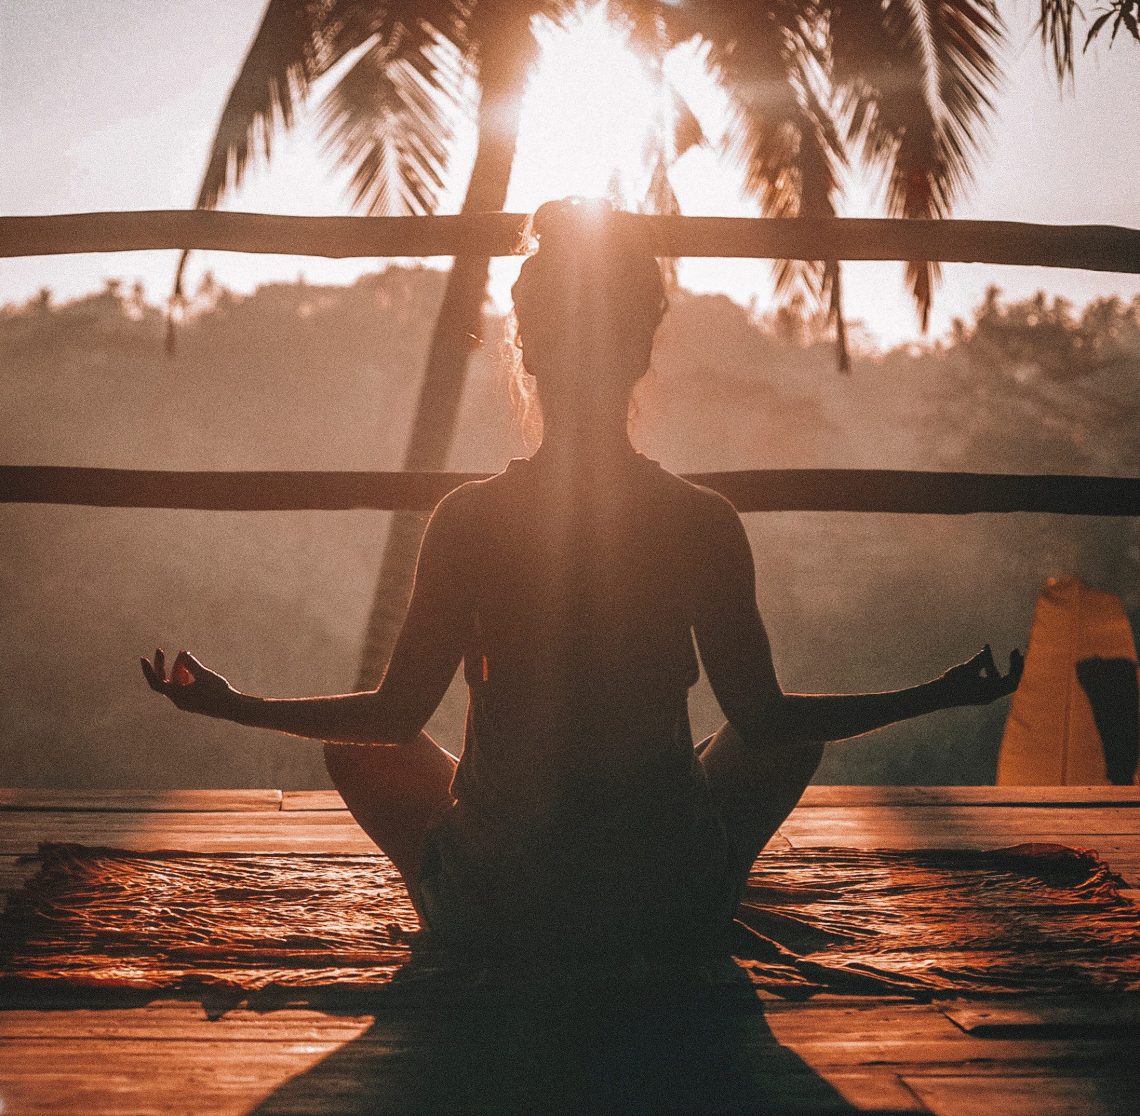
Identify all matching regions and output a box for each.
[506,4,662,213]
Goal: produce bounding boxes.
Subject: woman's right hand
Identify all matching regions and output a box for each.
[141,647,236,719]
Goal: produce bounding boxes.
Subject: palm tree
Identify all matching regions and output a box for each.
[178,0,1130,694]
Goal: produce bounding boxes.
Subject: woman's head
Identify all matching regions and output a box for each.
[510,198,667,429]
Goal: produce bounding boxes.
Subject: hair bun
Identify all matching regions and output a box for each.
[531,197,617,254]
[511,197,667,365]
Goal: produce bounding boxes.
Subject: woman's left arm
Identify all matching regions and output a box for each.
[693,492,1023,748]
[141,495,468,746]
[778,645,1024,744]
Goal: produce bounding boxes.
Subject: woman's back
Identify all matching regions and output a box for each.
[446,452,716,818]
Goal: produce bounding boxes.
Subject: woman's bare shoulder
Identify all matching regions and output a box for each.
[427,459,522,528]
[648,462,741,531]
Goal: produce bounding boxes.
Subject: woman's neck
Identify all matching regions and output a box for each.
[532,413,637,473]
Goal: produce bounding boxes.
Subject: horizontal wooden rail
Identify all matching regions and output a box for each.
[2,211,1138,271]
[3,466,1139,515]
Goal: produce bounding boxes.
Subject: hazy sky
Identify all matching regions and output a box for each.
[2,0,1138,346]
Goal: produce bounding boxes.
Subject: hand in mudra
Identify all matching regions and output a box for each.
[141,648,235,717]
[941,645,1024,707]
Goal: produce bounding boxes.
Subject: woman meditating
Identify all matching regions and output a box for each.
[142,198,1022,961]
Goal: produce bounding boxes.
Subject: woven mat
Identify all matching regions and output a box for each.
[2,842,1137,999]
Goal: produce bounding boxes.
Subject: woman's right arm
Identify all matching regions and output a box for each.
[141,648,418,744]
[141,493,468,746]
[691,493,1021,748]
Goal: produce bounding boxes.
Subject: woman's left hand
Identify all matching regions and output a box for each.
[940,645,1024,707]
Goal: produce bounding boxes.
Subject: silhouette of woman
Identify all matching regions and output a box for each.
[142,198,1022,960]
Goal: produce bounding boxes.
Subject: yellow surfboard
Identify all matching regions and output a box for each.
[998,576,1139,786]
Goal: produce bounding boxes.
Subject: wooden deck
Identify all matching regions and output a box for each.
[2,785,1139,1115]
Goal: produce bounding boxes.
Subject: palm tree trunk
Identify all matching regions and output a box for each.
[353,55,527,692]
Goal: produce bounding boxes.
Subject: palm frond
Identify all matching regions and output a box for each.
[1084,1,1140,47]
[830,0,1003,329]
[710,9,838,231]
[701,3,849,367]
[1037,0,1080,80]
[318,29,461,216]
[170,1,470,343]
[169,0,337,340]
[190,0,471,213]
[195,0,343,212]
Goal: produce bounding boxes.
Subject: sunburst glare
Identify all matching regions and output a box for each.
[507,4,661,211]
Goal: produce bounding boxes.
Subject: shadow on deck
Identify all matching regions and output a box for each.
[250,984,855,1115]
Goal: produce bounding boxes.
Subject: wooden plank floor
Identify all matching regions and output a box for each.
[2,786,1138,1115]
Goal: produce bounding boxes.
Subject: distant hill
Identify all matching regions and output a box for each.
[2,272,1137,788]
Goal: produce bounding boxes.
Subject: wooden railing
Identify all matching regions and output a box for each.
[2,211,1138,272]
[3,211,1138,516]
[3,466,1140,516]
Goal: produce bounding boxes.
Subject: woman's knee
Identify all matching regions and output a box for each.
[786,738,825,780]
[324,733,456,808]
[322,740,365,788]
[699,726,822,852]
[701,721,823,786]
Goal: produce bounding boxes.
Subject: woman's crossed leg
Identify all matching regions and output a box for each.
[325,720,821,925]
[697,722,824,884]
[323,732,455,917]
